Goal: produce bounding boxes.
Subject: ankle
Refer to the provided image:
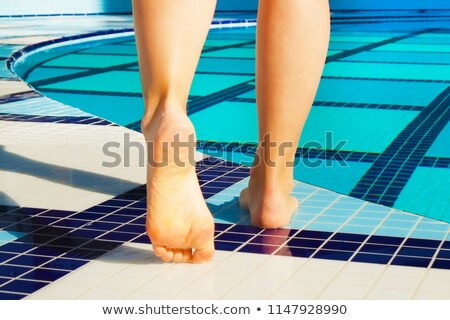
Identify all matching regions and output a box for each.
[249,164,294,195]
[141,98,186,133]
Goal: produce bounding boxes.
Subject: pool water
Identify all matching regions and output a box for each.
[19,24,450,223]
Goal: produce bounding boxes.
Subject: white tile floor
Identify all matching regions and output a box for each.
[1,15,450,300]
[25,242,450,300]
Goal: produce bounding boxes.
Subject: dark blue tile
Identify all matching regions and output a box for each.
[287,238,324,249]
[100,199,134,207]
[214,240,241,251]
[250,235,288,246]
[80,240,121,251]
[21,269,69,282]
[351,253,392,264]
[228,224,262,234]
[261,228,296,237]
[330,232,368,242]
[31,226,69,237]
[68,229,103,238]
[82,221,120,231]
[6,255,52,267]
[49,219,86,228]
[313,249,353,261]
[322,241,361,251]
[216,232,253,242]
[296,230,333,240]
[115,224,145,234]
[360,243,398,255]
[403,238,441,248]
[440,241,450,250]
[0,252,15,262]
[114,208,145,216]
[85,206,118,214]
[99,214,134,223]
[46,236,91,248]
[432,259,450,270]
[0,265,31,278]
[42,258,88,271]
[214,223,231,232]
[132,234,151,244]
[27,245,72,256]
[391,256,431,268]
[69,212,104,220]
[127,201,147,209]
[14,208,47,216]
[436,249,450,259]
[239,244,278,255]
[398,247,436,258]
[0,277,10,286]
[0,279,48,294]
[276,246,315,258]
[98,232,136,242]
[0,242,36,253]
[0,292,25,300]
[40,210,75,218]
[62,248,106,260]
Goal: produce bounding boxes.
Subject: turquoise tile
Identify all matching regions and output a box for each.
[44,54,137,68]
[409,230,447,241]
[27,67,90,83]
[196,57,255,74]
[348,217,383,227]
[79,44,138,55]
[314,215,349,224]
[381,219,417,229]
[0,231,25,244]
[202,47,255,58]
[299,107,419,153]
[388,211,421,222]
[330,35,390,43]
[374,227,410,237]
[340,225,376,235]
[296,207,324,215]
[315,78,447,106]
[396,168,450,222]
[321,208,355,217]
[355,211,390,219]
[305,222,340,233]
[288,220,309,230]
[237,90,255,99]
[342,51,450,65]
[323,61,450,81]
[414,221,450,232]
[426,122,450,158]
[294,161,372,195]
[374,43,450,53]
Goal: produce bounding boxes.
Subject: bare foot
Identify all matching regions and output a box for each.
[142,103,214,263]
[239,154,298,228]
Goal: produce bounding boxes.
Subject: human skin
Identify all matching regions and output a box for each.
[132,0,330,263]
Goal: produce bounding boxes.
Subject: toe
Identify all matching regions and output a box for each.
[191,239,215,263]
[153,244,167,257]
[153,244,174,263]
[172,249,184,263]
[239,188,250,209]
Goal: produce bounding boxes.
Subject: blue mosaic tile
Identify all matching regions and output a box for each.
[0,292,26,300]
[0,279,48,294]
[20,269,69,282]
[41,258,89,271]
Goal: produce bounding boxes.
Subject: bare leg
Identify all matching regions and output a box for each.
[132,0,216,263]
[240,0,330,228]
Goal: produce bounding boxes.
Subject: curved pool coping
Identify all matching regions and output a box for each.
[6,18,257,84]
